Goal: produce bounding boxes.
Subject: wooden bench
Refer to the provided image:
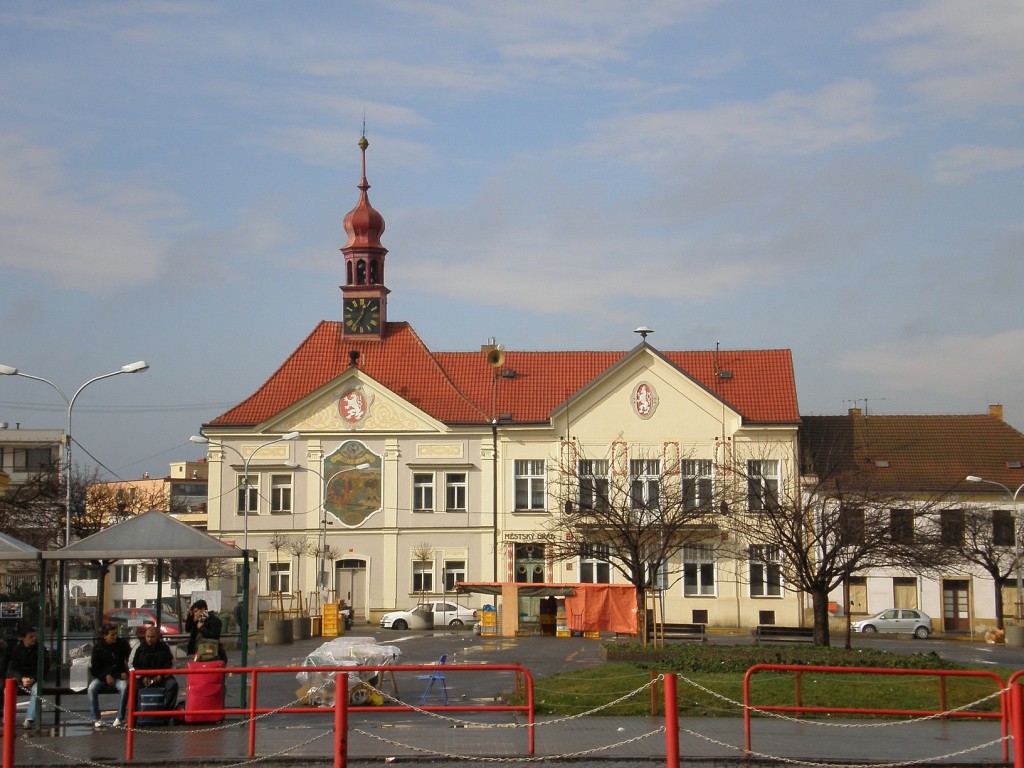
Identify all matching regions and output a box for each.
[647,623,707,642]
[753,625,814,644]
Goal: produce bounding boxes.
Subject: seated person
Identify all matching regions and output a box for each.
[88,624,131,728]
[6,626,49,729]
[132,628,178,711]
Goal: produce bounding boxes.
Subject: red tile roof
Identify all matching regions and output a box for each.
[800,414,1024,493]
[209,321,800,428]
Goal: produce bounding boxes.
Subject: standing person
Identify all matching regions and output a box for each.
[132,628,179,710]
[88,624,131,728]
[7,626,48,728]
[186,600,225,662]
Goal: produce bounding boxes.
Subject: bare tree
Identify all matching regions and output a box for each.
[917,506,1020,630]
[269,533,289,616]
[544,443,728,635]
[734,437,948,646]
[410,541,434,602]
[285,536,312,614]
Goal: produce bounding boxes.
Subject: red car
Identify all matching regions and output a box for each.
[102,607,182,638]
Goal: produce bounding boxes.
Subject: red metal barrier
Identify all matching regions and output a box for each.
[124,662,534,762]
[3,678,16,768]
[743,664,1007,760]
[1011,682,1024,768]
[664,674,679,768]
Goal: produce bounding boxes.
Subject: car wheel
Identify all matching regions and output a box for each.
[392,619,408,630]
[914,626,929,639]
[862,625,878,633]
[448,619,464,627]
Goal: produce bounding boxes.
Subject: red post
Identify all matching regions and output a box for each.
[664,673,679,768]
[125,672,137,760]
[248,669,259,757]
[334,672,349,768]
[4,678,17,768]
[1012,682,1024,768]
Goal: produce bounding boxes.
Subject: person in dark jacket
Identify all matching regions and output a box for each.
[186,599,226,662]
[7,626,48,728]
[88,624,131,728]
[131,627,178,710]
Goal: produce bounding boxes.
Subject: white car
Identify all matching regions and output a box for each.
[851,609,933,638]
[379,601,478,630]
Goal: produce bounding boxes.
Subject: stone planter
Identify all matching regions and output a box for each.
[292,615,312,641]
[264,617,293,645]
[1005,625,1024,647]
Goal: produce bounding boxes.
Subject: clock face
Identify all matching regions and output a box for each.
[344,298,381,334]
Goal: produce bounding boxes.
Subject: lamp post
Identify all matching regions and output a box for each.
[190,430,299,706]
[966,475,1024,624]
[285,461,369,609]
[0,360,149,656]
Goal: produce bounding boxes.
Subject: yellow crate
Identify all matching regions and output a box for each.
[556,629,571,637]
[583,631,600,639]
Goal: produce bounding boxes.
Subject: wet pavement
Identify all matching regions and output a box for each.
[5,628,1017,767]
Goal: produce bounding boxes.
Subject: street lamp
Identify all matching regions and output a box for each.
[966,475,1024,623]
[285,461,370,607]
[190,430,299,706]
[0,360,149,655]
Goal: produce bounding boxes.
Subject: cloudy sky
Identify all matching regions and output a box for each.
[1,1,1022,481]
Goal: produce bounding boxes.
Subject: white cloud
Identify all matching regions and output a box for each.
[0,134,168,291]
[837,329,1024,399]
[863,0,1024,114]
[933,145,1024,185]
[586,79,891,163]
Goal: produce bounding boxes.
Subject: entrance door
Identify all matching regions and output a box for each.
[847,577,867,614]
[942,580,970,632]
[336,558,367,620]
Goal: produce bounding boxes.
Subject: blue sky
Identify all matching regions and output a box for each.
[1,1,1022,481]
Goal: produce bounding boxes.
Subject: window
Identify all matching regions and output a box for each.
[443,560,466,592]
[578,459,609,512]
[25,448,53,471]
[113,600,136,609]
[890,508,914,544]
[747,460,780,511]
[682,460,713,512]
[270,474,293,514]
[941,509,965,546]
[237,473,259,515]
[994,509,1015,546]
[413,560,434,592]
[682,544,716,596]
[269,562,290,593]
[749,545,782,597]
[578,543,610,583]
[114,564,138,584]
[514,460,546,511]
[144,565,169,584]
[445,472,467,511]
[630,459,660,512]
[840,506,865,545]
[413,473,434,512]
[649,559,669,591]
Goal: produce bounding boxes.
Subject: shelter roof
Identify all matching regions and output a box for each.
[0,531,40,561]
[42,509,240,561]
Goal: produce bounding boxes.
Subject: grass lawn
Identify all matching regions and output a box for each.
[515,644,1013,718]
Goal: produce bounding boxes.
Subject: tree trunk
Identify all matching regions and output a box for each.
[994,580,1005,631]
[811,588,831,646]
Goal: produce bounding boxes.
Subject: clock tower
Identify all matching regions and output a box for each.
[341,135,389,338]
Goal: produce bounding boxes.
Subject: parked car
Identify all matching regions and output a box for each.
[68,605,96,631]
[379,601,478,630]
[102,607,183,638]
[851,609,933,638]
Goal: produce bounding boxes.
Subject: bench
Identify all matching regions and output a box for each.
[647,623,707,642]
[753,625,814,644]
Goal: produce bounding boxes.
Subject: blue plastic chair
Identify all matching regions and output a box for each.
[417,654,448,705]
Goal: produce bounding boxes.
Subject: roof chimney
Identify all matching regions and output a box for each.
[848,407,862,417]
[989,404,1004,421]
